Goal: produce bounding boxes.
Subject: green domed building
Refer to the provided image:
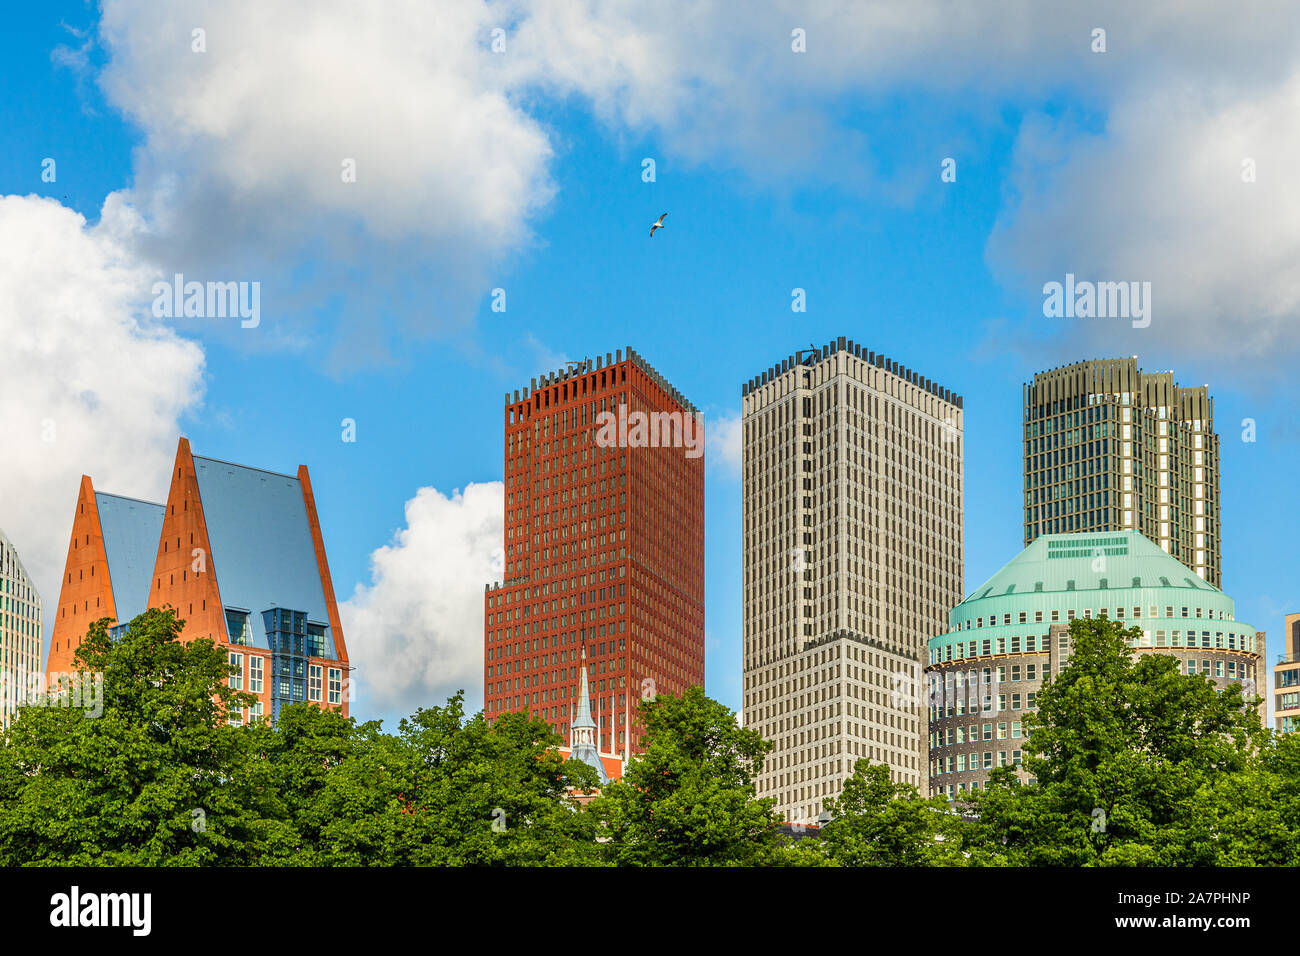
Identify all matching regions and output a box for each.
[925,531,1263,798]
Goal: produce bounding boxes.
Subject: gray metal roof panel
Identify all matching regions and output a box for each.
[93,492,165,625]
[191,457,334,655]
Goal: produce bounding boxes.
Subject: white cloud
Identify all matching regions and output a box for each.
[988,69,1300,362]
[522,333,571,378]
[339,482,503,721]
[93,0,560,365]
[707,410,742,478]
[78,0,1300,366]
[0,194,206,622]
[98,0,555,250]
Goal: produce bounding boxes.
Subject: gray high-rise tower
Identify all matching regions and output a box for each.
[741,337,964,824]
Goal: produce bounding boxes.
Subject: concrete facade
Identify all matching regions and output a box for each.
[741,336,964,824]
[927,531,1263,798]
[1274,612,1300,734]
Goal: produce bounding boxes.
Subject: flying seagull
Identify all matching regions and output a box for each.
[649,212,667,237]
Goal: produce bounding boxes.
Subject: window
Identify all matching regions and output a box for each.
[225,609,250,646]
[228,651,243,690]
[309,664,323,702]
[328,668,343,705]
[248,656,264,693]
[307,623,327,658]
[250,701,263,723]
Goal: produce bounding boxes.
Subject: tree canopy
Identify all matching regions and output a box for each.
[2,611,1294,866]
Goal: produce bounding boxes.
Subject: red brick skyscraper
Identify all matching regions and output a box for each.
[484,347,704,757]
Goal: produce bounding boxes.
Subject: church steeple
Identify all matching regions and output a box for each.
[567,647,608,784]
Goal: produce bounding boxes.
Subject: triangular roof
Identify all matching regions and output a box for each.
[190,453,338,654]
[566,656,608,784]
[93,492,164,625]
[572,653,596,730]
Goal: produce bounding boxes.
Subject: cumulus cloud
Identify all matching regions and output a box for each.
[0,194,206,617]
[74,0,1300,368]
[988,70,1300,362]
[93,0,559,365]
[339,482,503,721]
[99,1,556,249]
[707,410,742,478]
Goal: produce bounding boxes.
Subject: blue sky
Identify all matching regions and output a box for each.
[3,1,1298,727]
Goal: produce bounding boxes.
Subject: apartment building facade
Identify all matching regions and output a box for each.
[1275,612,1300,734]
[926,531,1263,798]
[741,336,963,824]
[46,437,351,721]
[1024,358,1220,586]
[483,347,705,757]
[0,527,42,727]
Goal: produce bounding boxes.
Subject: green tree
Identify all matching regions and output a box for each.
[965,616,1268,865]
[1180,729,1300,866]
[238,693,604,865]
[592,687,780,866]
[236,701,401,865]
[820,761,966,866]
[378,697,603,866]
[0,608,256,865]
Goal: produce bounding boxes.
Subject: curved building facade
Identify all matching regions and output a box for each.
[0,527,43,727]
[925,531,1262,799]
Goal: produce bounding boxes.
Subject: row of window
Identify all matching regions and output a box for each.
[930,692,1037,720]
[932,720,1025,747]
[227,652,343,706]
[957,604,1230,631]
[933,750,1023,775]
[933,625,1255,665]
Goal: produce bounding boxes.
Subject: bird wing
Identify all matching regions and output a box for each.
[658,213,667,224]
